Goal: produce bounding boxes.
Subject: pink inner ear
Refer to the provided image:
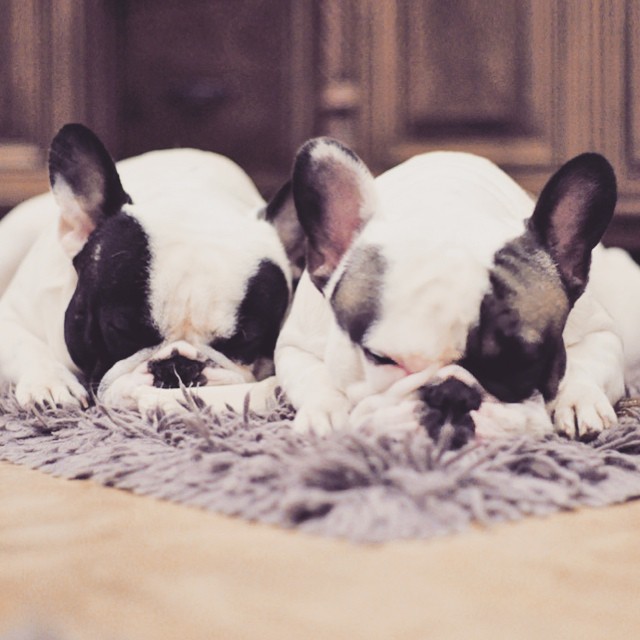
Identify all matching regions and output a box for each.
[297,137,377,290]
[58,208,96,258]
[327,172,368,249]
[545,183,604,294]
[52,176,101,258]
[311,162,373,281]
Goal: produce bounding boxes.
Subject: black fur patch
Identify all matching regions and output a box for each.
[527,152,616,302]
[149,353,207,388]
[264,180,293,223]
[460,233,569,403]
[65,213,162,384]
[417,378,481,450]
[49,123,131,222]
[211,259,289,365]
[263,180,306,286]
[292,140,328,247]
[331,246,386,344]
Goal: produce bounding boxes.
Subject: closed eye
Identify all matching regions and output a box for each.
[362,347,399,367]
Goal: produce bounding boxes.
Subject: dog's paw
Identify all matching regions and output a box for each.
[292,393,351,436]
[98,363,154,408]
[130,378,280,415]
[132,386,188,414]
[349,393,422,435]
[472,394,553,438]
[15,367,88,408]
[551,381,617,438]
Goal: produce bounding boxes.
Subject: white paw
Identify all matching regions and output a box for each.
[98,362,153,408]
[98,360,153,407]
[15,366,88,408]
[130,379,280,415]
[472,394,553,438]
[349,393,422,435]
[551,381,617,437]
[132,386,188,414]
[292,393,351,436]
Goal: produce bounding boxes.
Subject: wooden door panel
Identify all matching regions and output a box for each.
[620,2,640,191]
[400,0,525,134]
[0,0,117,209]
[361,0,561,187]
[590,0,640,223]
[120,0,314,195]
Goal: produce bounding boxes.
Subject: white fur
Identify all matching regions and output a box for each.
[0,148,289,411]
[276,149,640,437]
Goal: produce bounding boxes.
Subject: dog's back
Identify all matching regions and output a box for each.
[0,147,266,299]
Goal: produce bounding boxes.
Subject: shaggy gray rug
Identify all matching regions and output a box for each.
[1,383,640,543]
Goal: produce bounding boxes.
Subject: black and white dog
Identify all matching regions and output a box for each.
[0,124,300,411]
[274,137,640,440]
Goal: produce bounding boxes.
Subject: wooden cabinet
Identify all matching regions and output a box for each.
[118,0,314,196]
[317,0,640,248]
[1,0,640,248]
[0,0,119,211]
[0,0,314,207]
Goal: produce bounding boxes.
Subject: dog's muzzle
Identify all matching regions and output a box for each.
[96,340,256,405]
[146,341,254,388]
[148,351,208,388]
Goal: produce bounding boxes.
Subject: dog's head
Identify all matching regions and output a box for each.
[283,137,617,406]
[49,123,298,395]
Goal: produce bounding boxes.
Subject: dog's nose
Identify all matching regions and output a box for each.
[149,353,206,388]
[420,378,482,417]
[417,378,482,449]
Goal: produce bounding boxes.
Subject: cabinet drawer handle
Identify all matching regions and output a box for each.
[167,80,229,113]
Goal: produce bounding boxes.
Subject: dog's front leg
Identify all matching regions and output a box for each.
[274,274,352,435]
[132,377,280,415]
[0,321,88,407]
[275,343,352,434]
[551,295,625,437]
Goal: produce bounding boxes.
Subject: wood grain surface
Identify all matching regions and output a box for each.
[1,460,639,639]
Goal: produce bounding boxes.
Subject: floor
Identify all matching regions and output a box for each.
[1,460,639,640]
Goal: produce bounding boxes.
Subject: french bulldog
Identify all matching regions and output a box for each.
[273,137,640,440]
[0,123,301,412]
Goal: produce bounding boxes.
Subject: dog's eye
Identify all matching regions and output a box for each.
[362,347,398,367]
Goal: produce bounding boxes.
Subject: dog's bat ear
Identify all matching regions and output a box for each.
[292,137,376,291]
[259,180,306,289]
[49,123,131,257]
[528,152,617,302]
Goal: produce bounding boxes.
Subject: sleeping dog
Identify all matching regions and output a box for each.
[274,137,640,440]
[0,123,301,411]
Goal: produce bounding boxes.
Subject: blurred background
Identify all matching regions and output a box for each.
[1,0,639,248]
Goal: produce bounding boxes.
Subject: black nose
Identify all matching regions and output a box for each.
[149,353,206,388]
[417,378,482,449]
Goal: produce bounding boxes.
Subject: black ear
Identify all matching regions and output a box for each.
[528,153,617,302]
[259,180,306,288]
[49,123,131,257]
[292,137,376,291]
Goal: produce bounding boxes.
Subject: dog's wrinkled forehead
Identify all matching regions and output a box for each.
[122,200,290,342]
[332,228,493,369]
[327,210,570,386]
